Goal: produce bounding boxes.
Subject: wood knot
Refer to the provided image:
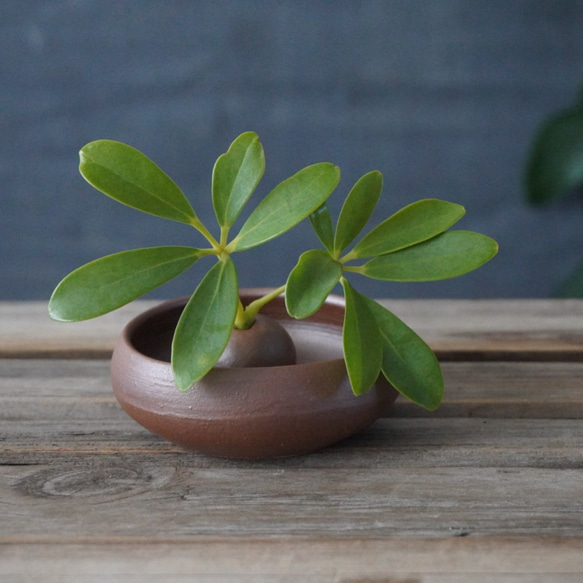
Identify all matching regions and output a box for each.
[16,465,174,500]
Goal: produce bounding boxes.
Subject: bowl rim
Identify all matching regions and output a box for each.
[118,288,348,370]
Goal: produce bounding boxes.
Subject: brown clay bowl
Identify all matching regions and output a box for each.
[111,289,398,459]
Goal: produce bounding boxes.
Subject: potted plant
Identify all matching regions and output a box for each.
[49,132,498,458]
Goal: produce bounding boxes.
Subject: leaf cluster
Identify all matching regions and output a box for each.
[287,172,497,408]
[49,132,498,409]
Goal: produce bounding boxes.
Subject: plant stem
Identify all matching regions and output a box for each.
[219,226,230,248]
[339,249,357,264]
[234,285,286,329]
[343,264,364,274]
[234,299,249,329]
[190,217,222,251]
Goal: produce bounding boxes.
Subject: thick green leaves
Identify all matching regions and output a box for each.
[48,246,203,322]
[79,140,197,224]
[334,171,383,254]
[349,199,465,259]
[525,107,583,206]
[229,163,340,251]
[212,132,265,228]
[364,298,443,410]
[361,231,498,281]
[309,203,335,253]
[285,250,342,318]
[341,279,382,396]
[172,257,238,392]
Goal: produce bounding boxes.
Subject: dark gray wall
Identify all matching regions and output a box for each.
[4,1,583,300]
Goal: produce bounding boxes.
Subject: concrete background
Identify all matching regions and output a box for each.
[3,0,583,301]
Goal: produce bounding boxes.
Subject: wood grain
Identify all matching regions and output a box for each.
[2,538,583,581]
[2,459,582,538]
[3,359,583,421]
[1,360,582,539]
[2,301,583,579]
[4,299,583,359]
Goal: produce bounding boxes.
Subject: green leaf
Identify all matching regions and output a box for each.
[309,203,335,253]
[334,171,383,254]
[525,107,583,205]
[172,257,238,391]
[285,250,342,318]
[364,297,443,410]
[349,199,466,259]
[48,246,203,322]
[79,140,197,224]
[341,279,382,396]
[556,259,583,298]
[212,132,265,228]
[229,163,341,251]
[361,231,498,281]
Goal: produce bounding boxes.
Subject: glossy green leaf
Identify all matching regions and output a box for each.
[309,203,335,253]
[334,171,383,254]
[48,246,203,322]
[364,297,443,410]
[79,140,197,224]
[525,107,583,206]
[341,279,382,396]
[229,163,340,251]
[285,250,342,318]
[172,257,238,392]
[361,231,498,281]
[212,132,265,228]
[349,199,466,259]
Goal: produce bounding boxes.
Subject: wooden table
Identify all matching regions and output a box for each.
[2,299,583,581]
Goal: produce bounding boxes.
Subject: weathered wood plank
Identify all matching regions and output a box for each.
[3,300,583,359]
[2,416,582,470]
[1,462,582,538]
[0,301,157,359]
[383,299,583,361]
[392,361,583,419]
[2,360,582,470]
[2,301,583,578]
[1,538,583,581]
[2,359,583,421]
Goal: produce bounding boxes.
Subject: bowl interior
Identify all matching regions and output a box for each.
[128,294,347,366]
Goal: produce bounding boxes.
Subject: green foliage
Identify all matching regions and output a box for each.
[360,231,499,282]
[364,298,443,410]
[348,199,466,259]
[79,140,197,225]
[49,246,203,321]
[172,257,238,391]
[286,250,342,318]
[526,103,583,206]
[50,131,498,408]
[297,175,498,402]
[212,132,265,229]
[309,203,335,253]
[334,171,383,255]
[557,259,583,298]
[228,163,340,252]
[525,87,583,297]
[341,280,383,396]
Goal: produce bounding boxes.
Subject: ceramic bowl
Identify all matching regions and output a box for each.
[110,289,398,459]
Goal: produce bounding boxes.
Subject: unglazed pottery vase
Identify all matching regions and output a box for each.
[111,289,399,459]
